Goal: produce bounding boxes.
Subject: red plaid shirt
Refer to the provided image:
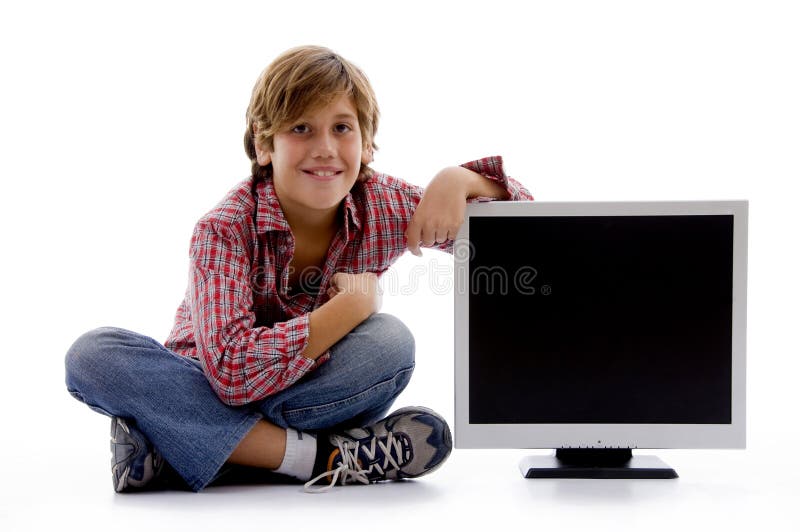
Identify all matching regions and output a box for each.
[165,156,533,405]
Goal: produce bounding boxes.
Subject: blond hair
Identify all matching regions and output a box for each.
[244,45,380,181]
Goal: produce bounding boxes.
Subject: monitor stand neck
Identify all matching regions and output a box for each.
[557,448,633,465]
[520,449,678,479]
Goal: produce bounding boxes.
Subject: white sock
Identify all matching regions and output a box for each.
[273,428,317,481]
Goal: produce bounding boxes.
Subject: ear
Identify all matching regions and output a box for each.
[255,143,272,166]
[361,145,373,165]
[252,124,272,166]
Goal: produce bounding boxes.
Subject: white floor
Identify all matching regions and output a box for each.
[4,403,798,532]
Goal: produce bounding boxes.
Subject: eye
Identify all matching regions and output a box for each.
[334,123,353,133]
[291,124,309,134]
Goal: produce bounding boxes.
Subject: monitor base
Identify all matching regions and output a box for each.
[520,449,679,479]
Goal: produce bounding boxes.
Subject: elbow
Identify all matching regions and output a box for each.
[204,364,288,407]
[207,376,252,407]
[201,360,262,406]
[197,334,312,406]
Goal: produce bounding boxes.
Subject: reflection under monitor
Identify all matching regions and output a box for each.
[454,201,747,479]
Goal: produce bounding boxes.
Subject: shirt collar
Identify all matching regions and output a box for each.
[341,189,362,236]
[253,178,290,233]
[253,177,362,235]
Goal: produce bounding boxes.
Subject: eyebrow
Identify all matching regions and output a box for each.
[293,112,357,124]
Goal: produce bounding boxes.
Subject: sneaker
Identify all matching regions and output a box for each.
[304,406,452,493]
[110,417,165,492]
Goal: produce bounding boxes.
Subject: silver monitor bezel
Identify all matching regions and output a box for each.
[454,200,747,449]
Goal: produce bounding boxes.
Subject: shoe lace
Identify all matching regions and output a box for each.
[303,432,405,494]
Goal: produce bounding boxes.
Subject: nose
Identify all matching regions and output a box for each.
[311,130,335,158]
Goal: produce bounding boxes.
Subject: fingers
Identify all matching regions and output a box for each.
[429,229,448,245]
[436,229,453,244]
[406,220,423,257]
[329,271,377,292]
[406,224,456,256]
[330,272,353,295]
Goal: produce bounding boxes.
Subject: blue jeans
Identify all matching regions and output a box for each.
[64,313,415,492]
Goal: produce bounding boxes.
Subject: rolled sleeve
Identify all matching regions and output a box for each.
[460,155,534,202]
[189,221,317,406]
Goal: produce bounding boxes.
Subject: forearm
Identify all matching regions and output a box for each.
[434,166,510,200]
[299,292,372,360]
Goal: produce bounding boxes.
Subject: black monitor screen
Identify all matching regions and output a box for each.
[468,215,733,424]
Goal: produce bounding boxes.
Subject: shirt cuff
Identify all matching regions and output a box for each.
[273,313,318,384]
[313,351,332,368]
[276,313,332,376]
[460,155,534,202]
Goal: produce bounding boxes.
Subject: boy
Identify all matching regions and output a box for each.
[65,45,533,493]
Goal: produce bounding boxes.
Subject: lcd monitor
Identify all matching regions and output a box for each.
[453,201,747,478]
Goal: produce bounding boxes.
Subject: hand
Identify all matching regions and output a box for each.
[327,272,383,317]
[406,169,467,257]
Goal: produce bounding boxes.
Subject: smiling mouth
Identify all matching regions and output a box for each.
[303,170,342,181]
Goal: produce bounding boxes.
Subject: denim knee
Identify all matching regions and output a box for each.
[64,327,133,402]
[266,313,417,430]
[358,313,416,376]
[66,327,109,379]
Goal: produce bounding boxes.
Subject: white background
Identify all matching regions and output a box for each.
[1,1,798,530]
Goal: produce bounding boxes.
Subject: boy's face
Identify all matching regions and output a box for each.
[257,94,370,224]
